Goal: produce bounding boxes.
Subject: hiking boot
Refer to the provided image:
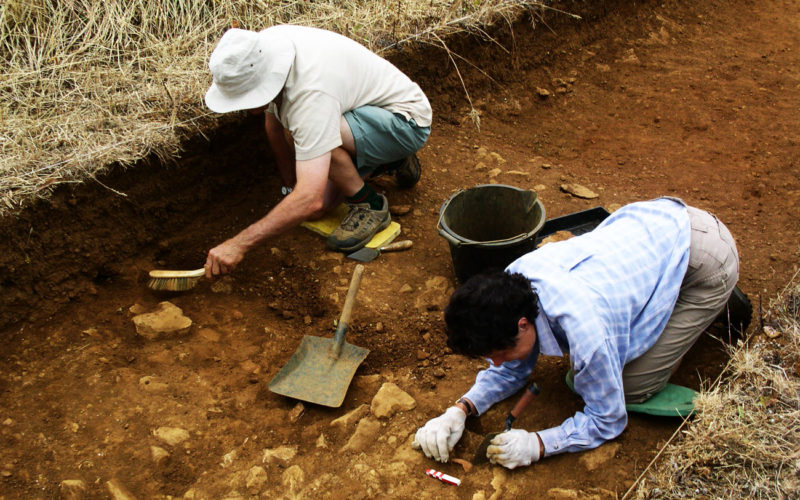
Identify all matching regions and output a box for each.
[387,154,421,189]
[710,286,753,343]
[326,194,391,252]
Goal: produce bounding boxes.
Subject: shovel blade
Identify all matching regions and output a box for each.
[346,247,380,262]
[268,335,369,407]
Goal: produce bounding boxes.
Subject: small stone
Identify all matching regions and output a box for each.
[580,443,620,472]
[303,315,312,325]
[416,350,430,360]
[210,277,234,294]
[316,434,328,448]
[60,479,87,499]
[232,310,244,320]
[536,87,551,97]
[488,168,502,179]
[281,310,295,319]
[132,302,192,340]
[474,161,488,171]
[488,152,506,164]
[128,303,146,315]
[560,183,599,199]
[491,468,508,497]
[433,369,446,379]
[245,466,268,493]
[139,376,168,392]
[375,322,384,333]
[262,445,298,467]
[288,402,305,423]
[239,359,259,373]
[390,205,412,216]
[619,48,640,64]
[596,63,611,72]
[331,404,369,429]
[221,449,237,468]
[153,427,190,446]
[282,466,305,492]
[151,446,170,467]
[341,418,381,452]
[399,284,413,293]
[370,383,416,418]
[548,488,580,499]
[106,479,136,500]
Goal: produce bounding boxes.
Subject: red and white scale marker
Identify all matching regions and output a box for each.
[425,468,461,486]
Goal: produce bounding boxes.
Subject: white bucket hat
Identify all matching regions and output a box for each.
[205,28,295,113]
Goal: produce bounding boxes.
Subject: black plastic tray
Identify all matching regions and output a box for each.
[535,206,610,245]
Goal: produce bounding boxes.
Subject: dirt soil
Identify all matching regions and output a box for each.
[2,0,800,498]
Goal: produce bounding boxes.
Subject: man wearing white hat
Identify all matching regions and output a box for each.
[203,25,432,276]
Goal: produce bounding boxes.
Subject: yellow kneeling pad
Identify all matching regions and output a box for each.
[300,203,400,248]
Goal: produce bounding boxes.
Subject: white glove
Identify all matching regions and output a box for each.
[486,429,541,469]
[411,406,467,462]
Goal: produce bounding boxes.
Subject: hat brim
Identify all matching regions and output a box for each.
[205,31,295,114]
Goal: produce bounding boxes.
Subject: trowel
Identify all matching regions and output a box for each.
[346,239,413,262]
[473,381,541,464]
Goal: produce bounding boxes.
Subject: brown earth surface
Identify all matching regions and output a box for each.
[2,0,800,498]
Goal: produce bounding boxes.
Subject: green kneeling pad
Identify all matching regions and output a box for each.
[565,371,697,417]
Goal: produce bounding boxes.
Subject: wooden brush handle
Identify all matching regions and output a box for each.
[148,268,205,278]
[380,240,413,252]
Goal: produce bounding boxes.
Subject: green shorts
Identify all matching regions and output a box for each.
[343,105,430,176]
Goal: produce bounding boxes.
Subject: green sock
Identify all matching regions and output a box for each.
[346,184,383,210]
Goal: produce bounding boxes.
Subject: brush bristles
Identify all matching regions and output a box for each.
[148,276,201,292]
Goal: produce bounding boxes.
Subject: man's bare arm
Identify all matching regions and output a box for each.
[204,153,331,276]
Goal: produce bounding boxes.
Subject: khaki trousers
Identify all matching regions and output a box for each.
[622,206,739,403]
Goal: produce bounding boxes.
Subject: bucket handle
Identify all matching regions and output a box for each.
[437,189,540,247]
[438,219,534,246]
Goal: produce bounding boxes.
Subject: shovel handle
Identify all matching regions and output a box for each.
[505,381,541,430]
[332,264,365,356]
[380,240,413,252]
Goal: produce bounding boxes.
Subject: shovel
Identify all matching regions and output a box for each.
[347,240,413,262]
[268,264,370,407]
[473,381,541,464]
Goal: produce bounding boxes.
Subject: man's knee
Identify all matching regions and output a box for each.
[329,147,357,174]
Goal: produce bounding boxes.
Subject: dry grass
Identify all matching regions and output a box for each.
[633,269,800,499]
[0,0,558,214]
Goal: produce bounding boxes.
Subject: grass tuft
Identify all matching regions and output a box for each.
[0,0,553,214]
[633,269,800,499]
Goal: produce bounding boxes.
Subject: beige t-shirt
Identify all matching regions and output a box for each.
[265,25,432,162]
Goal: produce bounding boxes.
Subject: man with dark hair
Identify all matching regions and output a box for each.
[444,272,540,358]
[412,197,740,468]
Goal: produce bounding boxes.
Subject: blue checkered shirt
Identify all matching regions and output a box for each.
[461,198,691,456]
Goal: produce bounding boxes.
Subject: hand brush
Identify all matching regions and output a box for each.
[147,268,205,291]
